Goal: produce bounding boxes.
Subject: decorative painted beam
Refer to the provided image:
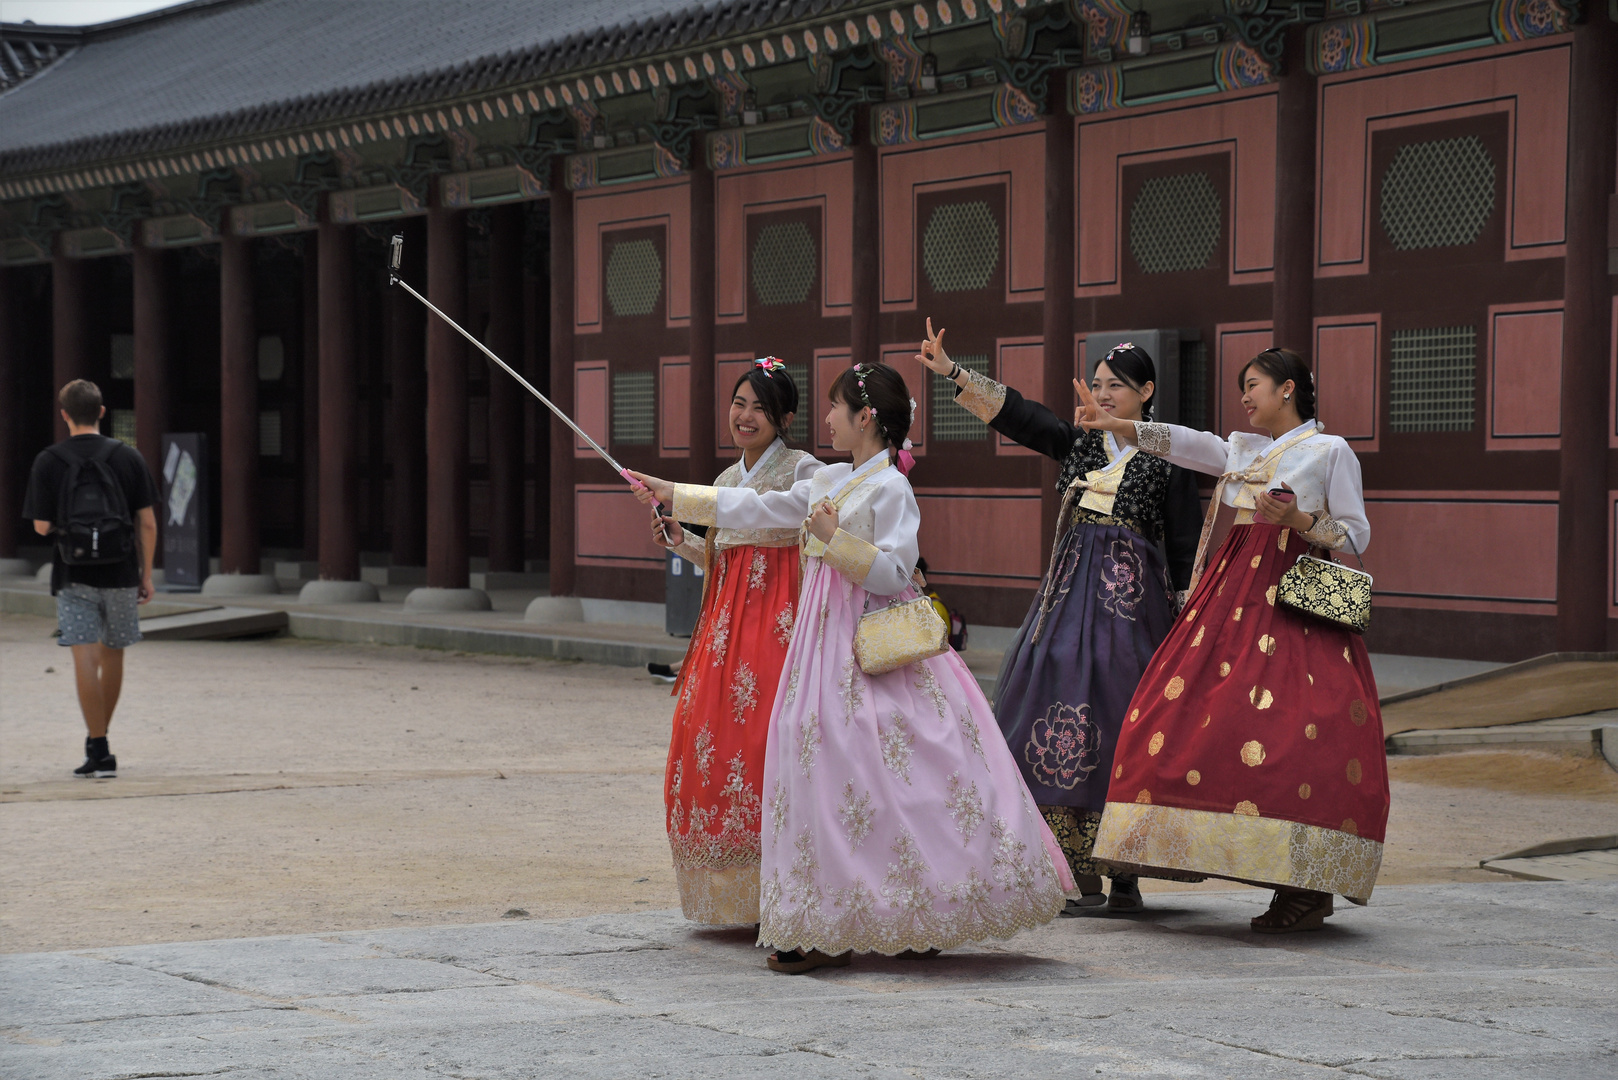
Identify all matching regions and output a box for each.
[1217,0,1327,72]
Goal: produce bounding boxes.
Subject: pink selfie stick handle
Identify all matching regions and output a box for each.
[621,468,663,509]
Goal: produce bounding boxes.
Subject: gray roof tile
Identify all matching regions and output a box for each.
[0,0,821,171]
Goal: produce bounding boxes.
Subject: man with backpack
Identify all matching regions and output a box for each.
[22,380,158,778]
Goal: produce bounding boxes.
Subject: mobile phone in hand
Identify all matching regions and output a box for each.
[1268,488,1295,503]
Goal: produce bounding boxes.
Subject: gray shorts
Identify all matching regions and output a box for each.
[57,583,142,649]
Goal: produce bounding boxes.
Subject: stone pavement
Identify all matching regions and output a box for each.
[3,882,1614,1079]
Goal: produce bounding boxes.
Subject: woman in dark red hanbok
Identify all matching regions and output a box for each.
[1079,349,1388,933]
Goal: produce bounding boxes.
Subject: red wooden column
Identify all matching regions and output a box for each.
[132,241,171,567]
[389,217,428,568]
[1556,14,1618,651]
[486,203,525,573]
[422,200,475,595]
[1271,30,1316,356]
[51,251,93,440]
[688,154,717,484]
[301,231,320,558]
[548,166,577,596]
[316,218,362,584]
[1040,77,1076,553]
[525,225,552,566]
[0,268,18,564]
[217,233,262,579]
[851,108,880,369]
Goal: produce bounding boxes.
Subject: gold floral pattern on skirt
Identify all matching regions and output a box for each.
[1040,804,1105,879]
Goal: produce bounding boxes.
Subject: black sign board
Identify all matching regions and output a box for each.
[160,433,208,590]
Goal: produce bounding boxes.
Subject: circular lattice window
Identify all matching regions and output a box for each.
[604,238,662,318]
[1380,136,1495,251]
[922,201,1000,293]
[1128,173,1221,275]
[751,221,817,306]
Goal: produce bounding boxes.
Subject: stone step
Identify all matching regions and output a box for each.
[137,606,290,641]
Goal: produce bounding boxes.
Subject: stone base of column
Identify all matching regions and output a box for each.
[200,573,281,597]
[404,586,491,612]
[298,580,381,604]
[360,565,428,587]
[524,596,584,623]
[274,560,320,585]
[0,558,34,576]
[471,570,549,592]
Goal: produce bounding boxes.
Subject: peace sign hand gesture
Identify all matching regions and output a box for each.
[915,317,952,376]
[1074,377,1130,436]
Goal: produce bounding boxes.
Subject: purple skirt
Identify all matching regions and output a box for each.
[993,520,1176,814]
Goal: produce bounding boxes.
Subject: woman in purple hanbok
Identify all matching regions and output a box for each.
[634,362,1071,973]
[915,327,1201,914]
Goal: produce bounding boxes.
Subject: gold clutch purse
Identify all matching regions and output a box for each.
[854,595,950,675]
[1276,544,1373,635]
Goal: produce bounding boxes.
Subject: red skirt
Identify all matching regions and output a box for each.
[665,542,800,924]
[1092,522,1389,902]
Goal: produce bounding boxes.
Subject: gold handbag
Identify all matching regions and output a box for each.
[854,594,950,675]
[1276,539,1373,634]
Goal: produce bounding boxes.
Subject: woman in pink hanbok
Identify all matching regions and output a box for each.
[634,362,1071,974]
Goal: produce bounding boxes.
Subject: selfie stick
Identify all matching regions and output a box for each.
[388,234,665,522]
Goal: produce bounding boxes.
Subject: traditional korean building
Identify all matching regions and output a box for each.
[0,0,1612,659]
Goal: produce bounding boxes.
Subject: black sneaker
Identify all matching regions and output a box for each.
[73,737,116,778]
[647,662,677,682]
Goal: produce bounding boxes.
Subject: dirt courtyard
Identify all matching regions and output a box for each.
[2,611,1615,953]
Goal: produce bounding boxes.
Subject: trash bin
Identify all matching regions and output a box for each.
[665,547,704,636]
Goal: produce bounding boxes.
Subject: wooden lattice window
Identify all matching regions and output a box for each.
[1389,326,1475,433]
[922,201,1000,293]
[604,238,662,318]
[1129,172,1221,275]
[612,371,656,444]
[1380,136,1496,252]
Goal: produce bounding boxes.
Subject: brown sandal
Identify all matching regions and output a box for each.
[767,948,852,974]
[1251,889,1333,933]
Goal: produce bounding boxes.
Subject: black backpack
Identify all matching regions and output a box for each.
[50,439,134,566]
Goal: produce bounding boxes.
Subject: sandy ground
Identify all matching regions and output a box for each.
[2,612,1615,954]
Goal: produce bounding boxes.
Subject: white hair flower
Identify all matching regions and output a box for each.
[908,396,917,422]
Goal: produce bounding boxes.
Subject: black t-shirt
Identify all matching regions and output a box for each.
[22,434,158,594]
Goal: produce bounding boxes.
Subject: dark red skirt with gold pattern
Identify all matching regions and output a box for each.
[1092,522,1389,902]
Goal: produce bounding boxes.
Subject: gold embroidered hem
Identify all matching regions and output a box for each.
[820,528,880,585]
[1092,801,1382,903]
[675,861,761,926]
[953,367,1007,423]
[672,484,719,526]
[757,870,1066,957]
[1134,421,1172,457]
[1044,805,1205,884]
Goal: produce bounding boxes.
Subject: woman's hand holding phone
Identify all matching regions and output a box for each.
[1254,484,1309,528]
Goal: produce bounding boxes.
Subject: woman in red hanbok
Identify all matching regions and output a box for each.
[1078,349,1389,933]
[653,360,820,925]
